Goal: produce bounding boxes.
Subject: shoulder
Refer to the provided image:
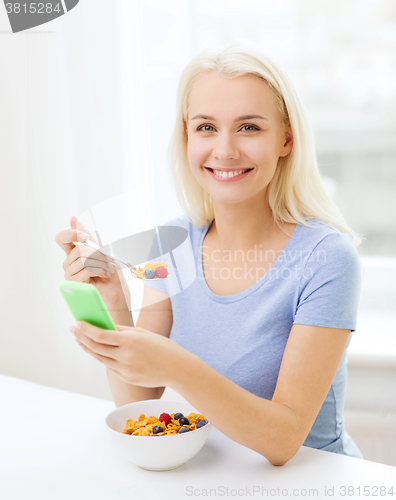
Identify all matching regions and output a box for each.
[306,219,358,255]
[293,219,362,331]
[160,214,209,245]
[297,218,361,279]
[298,218,357,256]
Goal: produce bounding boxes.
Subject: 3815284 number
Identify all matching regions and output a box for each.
[340,485,395,496]
[5,3,62,14]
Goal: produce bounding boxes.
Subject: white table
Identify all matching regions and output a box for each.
[1,374,395,500]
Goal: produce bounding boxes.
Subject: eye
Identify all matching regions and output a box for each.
[197,124,215,132]
[241,124,260,132]
[196,124,261,132]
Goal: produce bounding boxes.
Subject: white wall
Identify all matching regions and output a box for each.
[0,0,192,400]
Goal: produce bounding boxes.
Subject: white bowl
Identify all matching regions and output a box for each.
[105,399,212,471]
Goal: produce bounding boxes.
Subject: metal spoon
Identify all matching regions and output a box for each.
[82,239,171,281]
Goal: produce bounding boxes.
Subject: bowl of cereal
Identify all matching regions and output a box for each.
[105,399,212,471]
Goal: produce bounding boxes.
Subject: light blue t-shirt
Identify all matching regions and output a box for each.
[144,215,363,459]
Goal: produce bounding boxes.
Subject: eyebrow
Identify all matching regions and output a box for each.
[191,114,269,122]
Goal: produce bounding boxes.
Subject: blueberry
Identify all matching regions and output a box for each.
[179,427,190,434]
[152,425,163,434]
[144,268,156,279]
[196,419,208,429]
[178,417,190,426]
[174,413,184,420]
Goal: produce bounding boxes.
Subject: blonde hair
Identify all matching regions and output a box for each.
[166,40,362,246]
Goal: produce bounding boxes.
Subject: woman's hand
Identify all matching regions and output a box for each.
[55,215,130,308]
[69,321,185,388]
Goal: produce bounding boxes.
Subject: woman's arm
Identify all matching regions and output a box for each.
[72,300,350,464]
[169,323,351,466]
[106,286,173,407]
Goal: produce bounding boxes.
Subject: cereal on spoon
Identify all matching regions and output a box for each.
[132,262,168,280]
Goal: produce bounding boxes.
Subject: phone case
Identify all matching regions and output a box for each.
[59,280,117,330]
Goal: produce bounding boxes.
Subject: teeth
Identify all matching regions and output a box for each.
[212,169,249,178]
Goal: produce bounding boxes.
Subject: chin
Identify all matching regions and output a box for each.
[207,191,251,205]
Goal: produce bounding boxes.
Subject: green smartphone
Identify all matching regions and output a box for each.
[59,280,117,330]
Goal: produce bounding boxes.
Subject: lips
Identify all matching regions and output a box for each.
[205,167,253,183]
[204,168,253,173]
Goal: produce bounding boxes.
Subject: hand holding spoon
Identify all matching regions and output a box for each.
[82,239,171,281]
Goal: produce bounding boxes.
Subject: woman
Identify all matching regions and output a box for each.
[56,41,363,466]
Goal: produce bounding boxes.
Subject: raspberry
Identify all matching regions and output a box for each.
[159,413,172,426]
[155,266,168,278]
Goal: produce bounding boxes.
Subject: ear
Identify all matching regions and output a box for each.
[279,122,293,157]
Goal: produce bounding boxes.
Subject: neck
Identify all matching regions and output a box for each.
[209,191,277,252]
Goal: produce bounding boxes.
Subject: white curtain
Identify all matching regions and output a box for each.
[0,0,192,399]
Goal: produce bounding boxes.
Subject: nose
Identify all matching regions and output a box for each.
[212,132,240,162]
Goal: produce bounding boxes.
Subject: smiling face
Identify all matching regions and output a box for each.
[186,72,293,206]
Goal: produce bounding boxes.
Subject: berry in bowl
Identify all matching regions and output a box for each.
[105,400,212,471]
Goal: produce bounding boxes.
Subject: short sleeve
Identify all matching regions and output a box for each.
[293,232,362,332]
